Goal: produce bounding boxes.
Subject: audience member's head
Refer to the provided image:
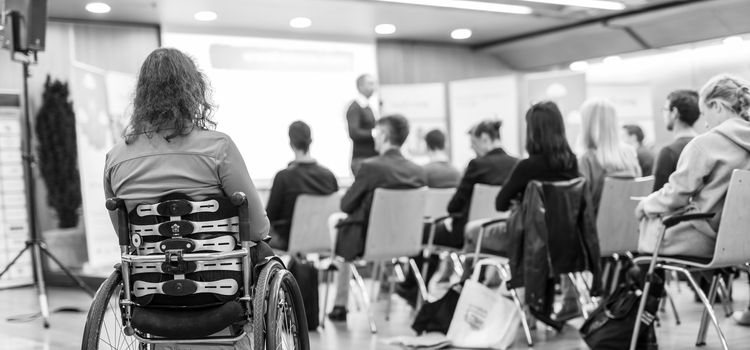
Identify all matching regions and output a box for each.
[664,89,700,131]
[525,101,576,170]
[374,114,410,153]
[356,74,377,98]
[126,48,215,144]
[581,98,636,171]
[622,124,645,147]
[288,121,312,154]
[424,129,447,153]
[469,120,503,157]
[699,74,750,128]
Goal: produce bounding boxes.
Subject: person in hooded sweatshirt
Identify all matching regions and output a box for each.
[635,74,750,326]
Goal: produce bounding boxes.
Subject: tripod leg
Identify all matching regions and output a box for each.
[0,243,31,280]
[31,243,50,328]
[38,242,95,297]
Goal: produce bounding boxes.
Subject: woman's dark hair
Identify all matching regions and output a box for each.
[288,120,312,152]
[470,120,502,140]
[525,101,576,169]
[124,48,216,144]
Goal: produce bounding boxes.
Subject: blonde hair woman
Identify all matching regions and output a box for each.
[579,98,642,213]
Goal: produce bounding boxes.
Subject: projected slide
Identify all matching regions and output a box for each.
[163,33,378,182]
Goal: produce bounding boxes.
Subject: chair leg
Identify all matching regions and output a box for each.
[450,252,464,277]
[665,288,681,325]
[717,277,733,317]
[610,259,623,296]
[350,264,377,333]
[601,259,611,295]
[629,275,654,350]
[500,264,533,347]
[321,264,335,328]
[409,258,430,306]
[567,272,590,319]
[672,268,727,350]
[696,274,720,346]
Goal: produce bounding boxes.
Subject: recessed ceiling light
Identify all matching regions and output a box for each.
[603,55,621,64]
[451,28,472,40]
[85,2,111,14]
[723,36,743,46]
[569,61,589,71]
[375,24,397,35]
[375,0,532,15]
[519,0,625,10]
[289,17,312,29]
[194,11,218,22]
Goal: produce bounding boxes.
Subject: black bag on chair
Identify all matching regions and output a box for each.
[287,256,320,330]
[580,264,662,350]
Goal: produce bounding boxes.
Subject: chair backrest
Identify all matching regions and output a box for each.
[363,187,427,261]
[711,170,750,267]
[597,176,654,255]
[287,192,343,255]
[424,188,455,220]
[467,184,503,222]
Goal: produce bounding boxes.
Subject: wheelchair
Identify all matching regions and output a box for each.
[80,192,310,350]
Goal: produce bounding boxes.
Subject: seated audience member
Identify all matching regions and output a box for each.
[579,98,642,214]
[652,90,700,191]
[265,121,339,250]
[422,129,460,188]
[495,101,580,322]
[103,47,272,262]
[634,75,750,326]
[449,120,518,252]
[328,114,426,322]
[623,124,655,176]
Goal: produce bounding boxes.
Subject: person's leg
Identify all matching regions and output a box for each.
[329,261,351,321]
[732,269,750,325]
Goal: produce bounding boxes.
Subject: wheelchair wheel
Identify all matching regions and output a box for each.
[81,270,144,350]
[254,259,284,350]
[266,269,310,350]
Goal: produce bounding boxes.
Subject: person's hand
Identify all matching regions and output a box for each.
[635,200,647,221]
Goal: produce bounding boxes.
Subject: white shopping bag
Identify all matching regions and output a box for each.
[446,270,520,349]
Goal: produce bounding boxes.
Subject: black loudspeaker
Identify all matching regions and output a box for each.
[1,0,47,52]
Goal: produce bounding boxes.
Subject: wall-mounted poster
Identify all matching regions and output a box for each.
[380,83,446,165]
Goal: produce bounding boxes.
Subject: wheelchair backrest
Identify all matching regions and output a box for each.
[127,195,243,307]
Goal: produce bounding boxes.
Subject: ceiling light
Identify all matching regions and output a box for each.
[289,17,312,29]
[375,24,397,35]
[451,28,472,40]
[723,36,743,46]
[375,0,532,15]
[519,0,625,10]
[194,11,218,21]
[569,60,589,72]
[603,55,621,64]
[85,2,111,14]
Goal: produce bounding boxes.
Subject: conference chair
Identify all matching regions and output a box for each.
[285,192,343,256]
[418,187,456,305]
[629,169,750,350]
[81,193,309,350]
[472,179,601,347]
[323,187,427,333]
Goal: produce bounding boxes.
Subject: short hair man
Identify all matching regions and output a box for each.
[328,114,426,322]
[266,121,339,250]
[623,124,655,176]
[346,74,379,175]
[422,129,460,188]
[652,89,700,191]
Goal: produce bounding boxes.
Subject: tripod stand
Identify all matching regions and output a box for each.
[0,47,95,328]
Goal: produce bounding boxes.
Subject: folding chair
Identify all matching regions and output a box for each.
[324,187,427,333]
[285,193,343,256]
[630,169,750,350]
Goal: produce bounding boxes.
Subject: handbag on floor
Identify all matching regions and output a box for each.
[287,255,320,330]
[412,283,463,335]
[445,267,520,350]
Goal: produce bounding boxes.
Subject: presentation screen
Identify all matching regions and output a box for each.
[162,32,378,184]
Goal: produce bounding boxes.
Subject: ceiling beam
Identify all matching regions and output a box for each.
[471,0,714,50]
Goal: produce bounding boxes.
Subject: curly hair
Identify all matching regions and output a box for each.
[124,48,216,144]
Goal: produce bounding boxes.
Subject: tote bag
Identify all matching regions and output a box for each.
[446,270,520,349]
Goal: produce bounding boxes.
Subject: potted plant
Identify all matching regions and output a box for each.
[35,75,86,269]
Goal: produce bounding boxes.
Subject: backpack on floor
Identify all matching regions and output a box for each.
[287,256,320,330]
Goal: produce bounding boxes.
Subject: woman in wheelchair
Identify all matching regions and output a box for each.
[82,48,310,350]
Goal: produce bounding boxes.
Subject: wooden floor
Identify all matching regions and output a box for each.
[1,278,750,350]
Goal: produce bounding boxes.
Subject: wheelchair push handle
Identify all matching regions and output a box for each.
[106,197,130,247]
[230,192,253,242]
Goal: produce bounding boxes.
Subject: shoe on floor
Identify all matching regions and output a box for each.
[328,306,347,322]
[733,310,750,326]
[552,302,582,322]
